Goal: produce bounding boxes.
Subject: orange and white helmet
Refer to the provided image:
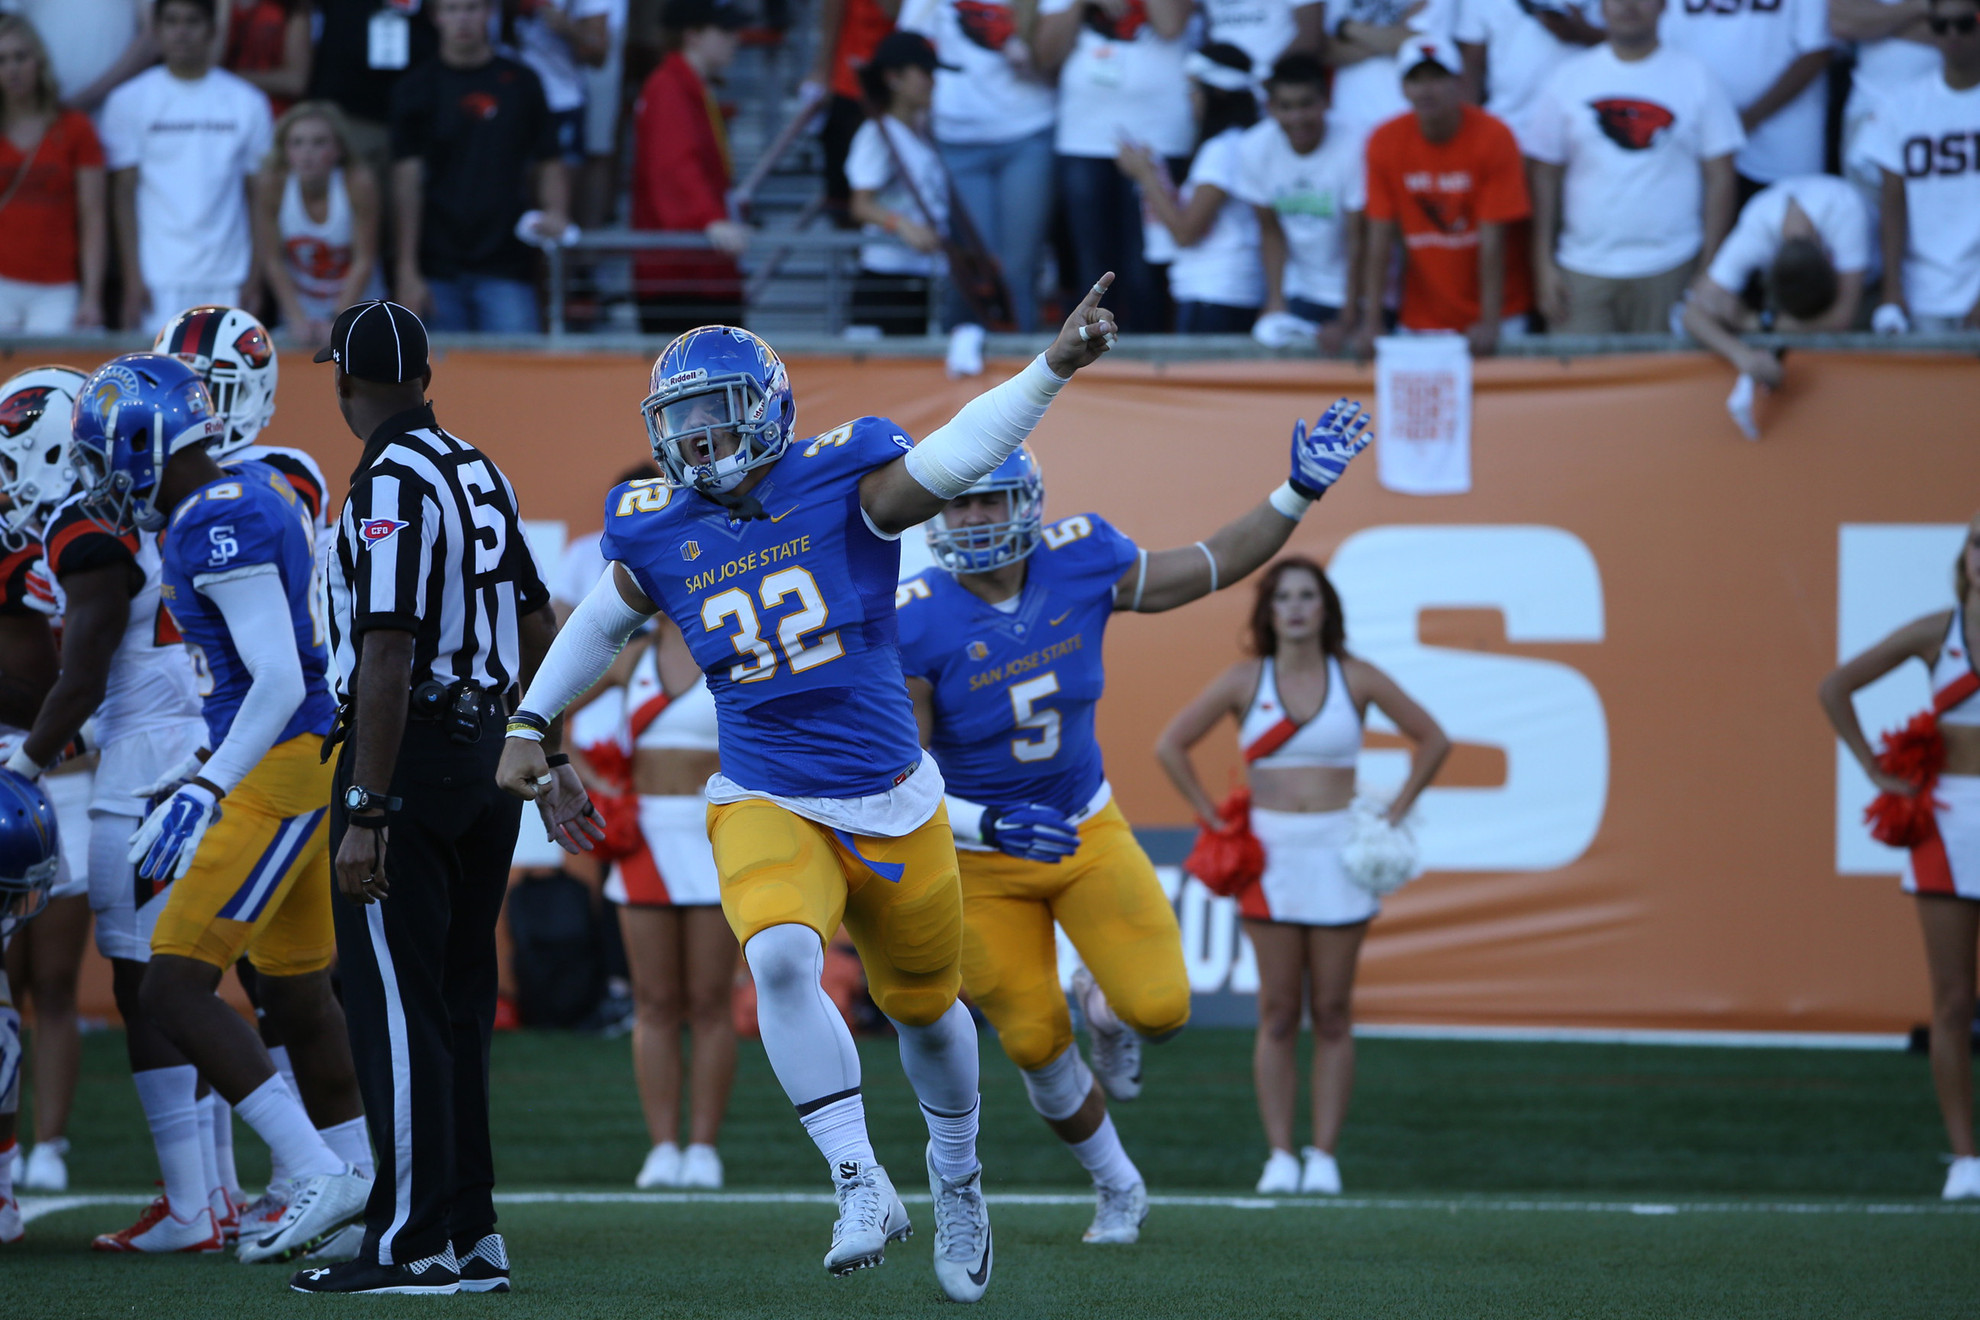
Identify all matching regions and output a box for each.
[153,305,278,456]
[0,365,86,539]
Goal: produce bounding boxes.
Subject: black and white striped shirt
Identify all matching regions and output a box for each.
[327,405,549,701]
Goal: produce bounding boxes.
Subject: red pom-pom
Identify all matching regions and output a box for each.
[1185,785,1265,898]
[1864,711,1946,849]
[588,790,645,863]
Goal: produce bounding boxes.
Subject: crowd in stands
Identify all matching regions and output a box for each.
[0,0,1974,351]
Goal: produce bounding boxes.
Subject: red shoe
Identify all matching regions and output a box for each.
[493,996,520,1032]
[91,1197,224,1253]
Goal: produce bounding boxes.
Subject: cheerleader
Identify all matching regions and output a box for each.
[1157,556,1447,1195]
[1819,515,1980,1199]
[607,620,738,1191]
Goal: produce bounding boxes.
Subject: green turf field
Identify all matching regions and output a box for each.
[9,1027,1976,1318]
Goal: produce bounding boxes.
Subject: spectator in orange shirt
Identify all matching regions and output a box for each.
[631,0,752,334]
[0,14,106,332]
[805,0,898,224]
[1356,36,1532,357]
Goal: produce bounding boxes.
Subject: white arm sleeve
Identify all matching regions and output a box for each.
[196,567,306,796]
[902,354,1070,499]
[516,567,654,722]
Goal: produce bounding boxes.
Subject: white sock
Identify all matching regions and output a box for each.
[196,1091,225,1213]
[132,1066,207,1220]
[233,1076,343,1181]
[921,1098,981,1182]
[1067,1113,1141,1191]
[799,1093,876,1173]
[894,999,980,1114]
[318,1117,374,1180]
[206,1092,240,1199]
[265,1046,297,1187]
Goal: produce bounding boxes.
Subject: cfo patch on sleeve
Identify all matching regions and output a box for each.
[358,517,410,549]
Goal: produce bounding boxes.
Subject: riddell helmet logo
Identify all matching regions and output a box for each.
[1589,98,1675,151]
[0,386,51,438]
[681,540,701,561]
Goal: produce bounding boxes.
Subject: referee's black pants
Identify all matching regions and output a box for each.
[331,712,523,1268]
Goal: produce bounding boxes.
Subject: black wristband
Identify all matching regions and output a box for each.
[545,753,570,768]
[347,814,389,831]
[1286,476,1322,500]
[510,709,550,735]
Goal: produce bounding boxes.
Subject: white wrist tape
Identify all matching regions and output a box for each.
[4,747,42,780]
[903,354,1069,499]
[944,793,988,846]
[1268,481,1313,521]
[518,570,653,722]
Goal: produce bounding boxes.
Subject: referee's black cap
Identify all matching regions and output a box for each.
[313,301,430,383]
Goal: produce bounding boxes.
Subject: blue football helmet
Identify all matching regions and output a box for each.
[0,768,59,937]
[927,447,1046,574]
[641,326,796,496]
[70,353,224,535]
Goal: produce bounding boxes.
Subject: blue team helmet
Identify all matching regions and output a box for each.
[927,447,1045,575]
[0,768,59,934]
[642,326,796,496]
[70,353,224,535]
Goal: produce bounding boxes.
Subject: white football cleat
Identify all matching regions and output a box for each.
[238,1165,369,1263]
[1299,1146,1342,1195]
[927,1143,992,1303]
[824,1159,911,1276]
[91,1198,224,1253]
[1943,1156,1980,1200]
[21,1138,68,1191]
[1256,1149,1301,1195]
[636,1143,681,1189]
[0,1194,22,1244]
[1083,1179,1147,1244]
[1072,968,1141,1102]
[680,1144,723,1189]
[304,1222,365,1263]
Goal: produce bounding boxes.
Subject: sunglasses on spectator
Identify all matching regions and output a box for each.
[1930,12,1979,31]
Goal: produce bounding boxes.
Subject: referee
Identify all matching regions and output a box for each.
[294,301,600,1297]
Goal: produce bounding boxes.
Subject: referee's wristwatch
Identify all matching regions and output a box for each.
[344,785,403,815]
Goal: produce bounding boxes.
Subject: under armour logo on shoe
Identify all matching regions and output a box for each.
[837,1161,860,1180]
[302,1269,330,1281]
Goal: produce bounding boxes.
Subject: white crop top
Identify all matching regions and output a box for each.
[1932,605,1980,728]
[627,645,720,752]
[1240,655,1362,769]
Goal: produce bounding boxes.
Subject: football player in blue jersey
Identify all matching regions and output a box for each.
[69,353,373,1267]
[895,404,1372,1244]
[0,767,61,1245]
[499,279,1124,1301]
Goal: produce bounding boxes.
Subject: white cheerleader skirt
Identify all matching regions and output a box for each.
[1904,773,1980,899]
[1241,805,1380,927]
[606,794,721,908]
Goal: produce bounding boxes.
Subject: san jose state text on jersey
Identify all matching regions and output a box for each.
[160,461,337,747]
[896,512,1139,817]
[600,415,925,799]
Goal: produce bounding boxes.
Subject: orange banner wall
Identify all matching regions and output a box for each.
[22,345,1979,1032]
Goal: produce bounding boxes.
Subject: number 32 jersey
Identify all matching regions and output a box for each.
[160,462,337,750]
[896,512,1139,817]
[600,416,927,801]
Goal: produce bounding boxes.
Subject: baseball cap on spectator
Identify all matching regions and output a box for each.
[662,0,751,31]
[864,30,960,75]
[313,301,430,383]
[1396,36,1460,78]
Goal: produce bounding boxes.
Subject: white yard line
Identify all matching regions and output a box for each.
[24,1191,1980,1223]
[1353,1025,1909,1050]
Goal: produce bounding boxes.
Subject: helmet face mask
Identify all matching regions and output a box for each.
[642,327,795,498]
[927,448,1046,575]
[0,366,87,539]
[153,306,278,456]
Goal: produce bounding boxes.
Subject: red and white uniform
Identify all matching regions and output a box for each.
[606,646,721,907]
[1239,655,1376,926]
[1905,607,1980,899]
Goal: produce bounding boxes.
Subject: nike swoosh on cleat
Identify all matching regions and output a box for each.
[968,1228,992,1286]
[769,504,801,522]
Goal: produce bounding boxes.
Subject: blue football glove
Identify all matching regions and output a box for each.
[1288,398,1374,498]
[128,782,221,883]
[981,803,1081,864]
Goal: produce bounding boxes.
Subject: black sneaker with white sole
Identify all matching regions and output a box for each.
[456,1232,511,1293]
[290,1245,460,1295]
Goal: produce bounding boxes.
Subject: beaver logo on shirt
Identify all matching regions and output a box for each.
[1082,0,1147,40]
[956,0,1016,49]
[1590,98,1675,151]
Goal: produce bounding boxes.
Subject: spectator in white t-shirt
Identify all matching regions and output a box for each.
[847,31,955,335]
[1322,0,1457,130]
[515,0,613,167]
[101,0,273,334]
[898,0,1058,331]
[1871,0,1980,332]
[1525,0,1743,333]
[1202,0,1323,76]
[1036,0,1195,332]
[1833,0,1945,228]
[1453,0,1604,152]
[1233,52,1368,347]
[1117,43,1264,331]
[1681,176,1868,431]
[1657,0,1833,194]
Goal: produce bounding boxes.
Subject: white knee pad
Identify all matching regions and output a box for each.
[1021,1044,1093,1122]
[0,998,21,1117]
